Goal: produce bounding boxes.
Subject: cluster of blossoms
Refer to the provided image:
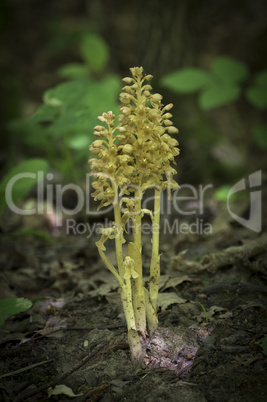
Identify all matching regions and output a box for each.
[89,66,179,207]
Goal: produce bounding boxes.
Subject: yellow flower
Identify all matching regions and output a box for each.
[89,66,179,209]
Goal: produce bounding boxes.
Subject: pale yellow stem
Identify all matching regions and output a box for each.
[113,188,143,359]
[121,278,137,331]
[131,194,146,337]
[121,277,143,360]
[127,329,143,361]
[149,189,161,317]
[96,246,123,287]
[113,193,125,279]
[145,288,158,334]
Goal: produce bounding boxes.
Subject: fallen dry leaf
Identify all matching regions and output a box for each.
[47,384,82,398]
[158,292,188,311]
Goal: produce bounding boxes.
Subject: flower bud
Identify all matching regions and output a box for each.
[130,67,143,77]
[144,74,153,81]
[120,106,131,115]
[122,144,133,154]
[91,140,105,148]
[123,86,134,94]
[162,113,172,119]
[168,138,179,147]
[93,131,103,137]
[143,90,151,97]
[117,126,127,133]
[151,94,163,103]
[122,77,134,84]
[142,85,152,91]
[94,125,104,131]
[167,126,179,134]
[163,120,173,126]
[116,135,126,141]
[119,93,130,103]
[119,155,131,163]
[163,103,173,111]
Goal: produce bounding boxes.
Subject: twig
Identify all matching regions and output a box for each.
[172,235,267,274]
[0,359,53,379]
[13,340,109,402]
[20,323,126,344]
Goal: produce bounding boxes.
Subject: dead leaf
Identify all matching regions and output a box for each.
[47,384,82,398]
[88,278,119,297]
[198,305,233,323]
[158,292,187,311]
[160,275,192,291]
[35,317,67,338]
[105,291,121,305]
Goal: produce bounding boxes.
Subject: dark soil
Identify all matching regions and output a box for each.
[0,194,266,402]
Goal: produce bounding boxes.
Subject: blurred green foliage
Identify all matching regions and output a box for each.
[7,32,121,179]
[80,33,109,73]
[246,69,267,110]
[0,158,48,216]
[0,297,32,327]
[2,31,120,216]
[252,125,267,149]
[161,56,267,150]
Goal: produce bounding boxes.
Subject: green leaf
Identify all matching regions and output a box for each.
[80,33,109,73]
[10,228,55,243]
[0,297,32,326]
[40,75,120,138]
[45,111,87,136]
[161,68,212,93]
[199,84,241,110]
[211,56,249,84]
[215,185,232,201]
[67,134,90,150]
[0,158,49,216]
[245,69,267,110]
[57,63,90,79]
[43,80,91,108]
[31,104,60,123]
[85,75,121,116]
[254,69,267,88]
[252,125,267,149]
[246,86,267,110]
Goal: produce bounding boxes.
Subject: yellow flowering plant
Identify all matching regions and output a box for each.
[89,67,179,360]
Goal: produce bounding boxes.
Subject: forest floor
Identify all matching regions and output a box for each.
[0,190,267,402]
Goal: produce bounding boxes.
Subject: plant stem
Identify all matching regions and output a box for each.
[131,193,146,337]
[121,278,143,360]
[113,193,125,278]
[149,188,161,329]
[113,190,143,359]
[145,288,158,334]
[96,246,123,287]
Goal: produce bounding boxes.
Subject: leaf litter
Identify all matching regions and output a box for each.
[0,205,267,401]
